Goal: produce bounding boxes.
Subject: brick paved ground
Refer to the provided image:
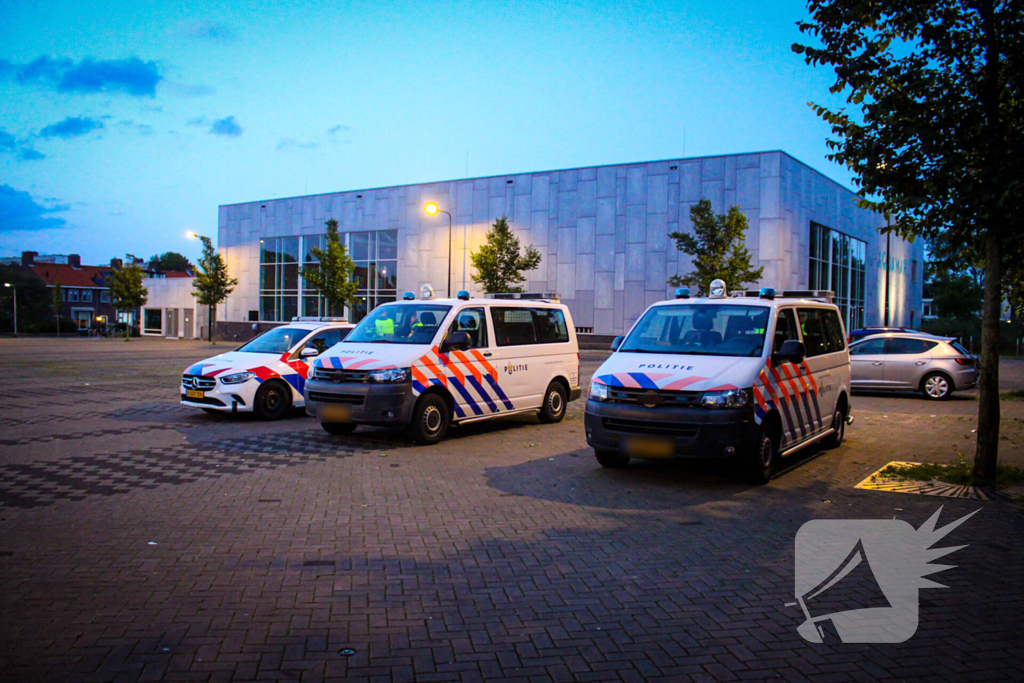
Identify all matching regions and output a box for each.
[1,337,1022,682]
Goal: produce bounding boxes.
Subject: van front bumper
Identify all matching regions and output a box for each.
[584,399,757,458]
[303,378,415,426]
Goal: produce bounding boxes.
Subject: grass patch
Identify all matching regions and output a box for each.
[879,456,1024,488]
[1002,389,1024,401]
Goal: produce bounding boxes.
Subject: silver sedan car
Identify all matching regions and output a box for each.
[848,332,978,400]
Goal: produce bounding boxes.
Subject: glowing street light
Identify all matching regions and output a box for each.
[424,202,453,297]
[3,282,15,337]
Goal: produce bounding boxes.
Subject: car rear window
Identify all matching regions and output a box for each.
[887,338,938,354]
[951,341,972,356]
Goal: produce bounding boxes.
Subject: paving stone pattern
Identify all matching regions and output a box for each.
[1,339,1023,682]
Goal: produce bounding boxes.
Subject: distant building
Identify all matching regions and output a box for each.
[142,276,205,339]
[216,151,924,338]
[9,251,192,331]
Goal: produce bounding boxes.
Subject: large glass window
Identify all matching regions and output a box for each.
[143,308,162,334]
[259,230,397,322]
[809,222,866,332]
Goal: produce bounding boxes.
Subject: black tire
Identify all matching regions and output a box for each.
[253,380,292,421]
[747,424,777,485]
[408,393,450,444]
[921,372,952,401]
[595,448,630,469]
[321,421,357,436]
[822,403,846,449]
[538,382,568,424]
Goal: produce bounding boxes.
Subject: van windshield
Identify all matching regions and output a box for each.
[619,304,770,357]
[342,303,452,345]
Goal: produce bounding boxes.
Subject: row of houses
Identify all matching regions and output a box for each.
[1,251,204,337]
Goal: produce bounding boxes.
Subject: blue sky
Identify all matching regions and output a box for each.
[0,0,847,266]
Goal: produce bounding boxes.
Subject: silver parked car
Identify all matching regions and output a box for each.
[848,333,977,400]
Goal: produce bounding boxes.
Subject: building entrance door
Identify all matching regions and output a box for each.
[165,309,178,338]
[183,309,194,339]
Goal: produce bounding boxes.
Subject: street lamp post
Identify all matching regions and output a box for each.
[3,283,15,337]
[884,215,891,327]
[424,203,453,297]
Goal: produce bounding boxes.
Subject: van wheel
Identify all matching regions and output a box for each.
[921,372,952,400]
[538,382,568,423]
[595,448,630,469]
[747,425,776,485]
[822,405,845,448]
[409,394,449,444]
[321,422,357,436]
[253,380,292,421]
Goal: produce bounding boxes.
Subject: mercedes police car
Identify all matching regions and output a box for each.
[303,287,581,444]
[585,280,853,484]
[181,318,353,420]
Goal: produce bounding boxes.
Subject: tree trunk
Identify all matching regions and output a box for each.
[973,230,1001,484]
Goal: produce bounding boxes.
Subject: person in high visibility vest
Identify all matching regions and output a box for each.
[375,312,395,336]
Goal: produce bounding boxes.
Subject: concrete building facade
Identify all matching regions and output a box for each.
[217,151,924,336]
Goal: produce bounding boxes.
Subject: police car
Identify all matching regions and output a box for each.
[181,318,353,420]
[303,287,581,443]
[585,280,853,484]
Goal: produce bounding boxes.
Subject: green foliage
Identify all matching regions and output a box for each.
[107,254,148,341]
[148,251,192,273]
[0,265,52,333]
[470,216,542,294]
[793,0,1024,483]
[192,236,238,340]
[668,199,764,295]
[927,270,984,320]
[879,457,1024,489]
[299,219,358,317]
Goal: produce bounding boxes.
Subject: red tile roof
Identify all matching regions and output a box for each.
[160,270,193,278]
[27,263,110,288]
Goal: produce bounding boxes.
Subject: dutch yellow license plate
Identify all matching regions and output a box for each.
[626,436,675,459]
[319,404,352,423]
[186,389,205,399]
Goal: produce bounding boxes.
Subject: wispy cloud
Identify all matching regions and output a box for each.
[38,116,104,139]
[277,138,318,151]
[210,116,242,137]
[118,119,154,135]
[173,20,237,43]
[0,185,67,231]
[0,127,46,162]
[327,124,352,136]
[0,55,162,97]
[164,82,216,97]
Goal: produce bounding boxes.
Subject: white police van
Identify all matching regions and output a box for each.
[585,280,852,483]
[304,287,581,443]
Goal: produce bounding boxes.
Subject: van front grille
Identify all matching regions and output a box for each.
[307,391,365,406]
[602,417,699,438]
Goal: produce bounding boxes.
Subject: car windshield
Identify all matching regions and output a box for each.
[619,304,770,357]
[342,303,452,345]
[237,326,308,354]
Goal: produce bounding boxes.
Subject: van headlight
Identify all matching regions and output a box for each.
[220,371,256,385]
[701,389,749,409]
[367,368,409,383]
[589,381,609,401]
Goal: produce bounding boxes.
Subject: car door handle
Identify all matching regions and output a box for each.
[872,362,883,366]
[482,352,493,357]
[915,361,927,365]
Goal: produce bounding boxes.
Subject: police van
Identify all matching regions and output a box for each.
[303,287,581,443]
[585,280,852,483]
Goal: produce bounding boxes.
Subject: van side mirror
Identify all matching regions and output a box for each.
[440,330,471,353]
[611,336,624,351]
[772,340,806,365]
[300,346,320,358]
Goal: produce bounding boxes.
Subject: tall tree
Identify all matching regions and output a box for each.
[668,199,764,296]
[299,219,358,318]
[148,252,192,273]
[51,278,62,337]
[470,216,542,294]
[108,254,147,341]
[927,271,984,320]
[192,236,237,343]
[793,0,1024,484]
